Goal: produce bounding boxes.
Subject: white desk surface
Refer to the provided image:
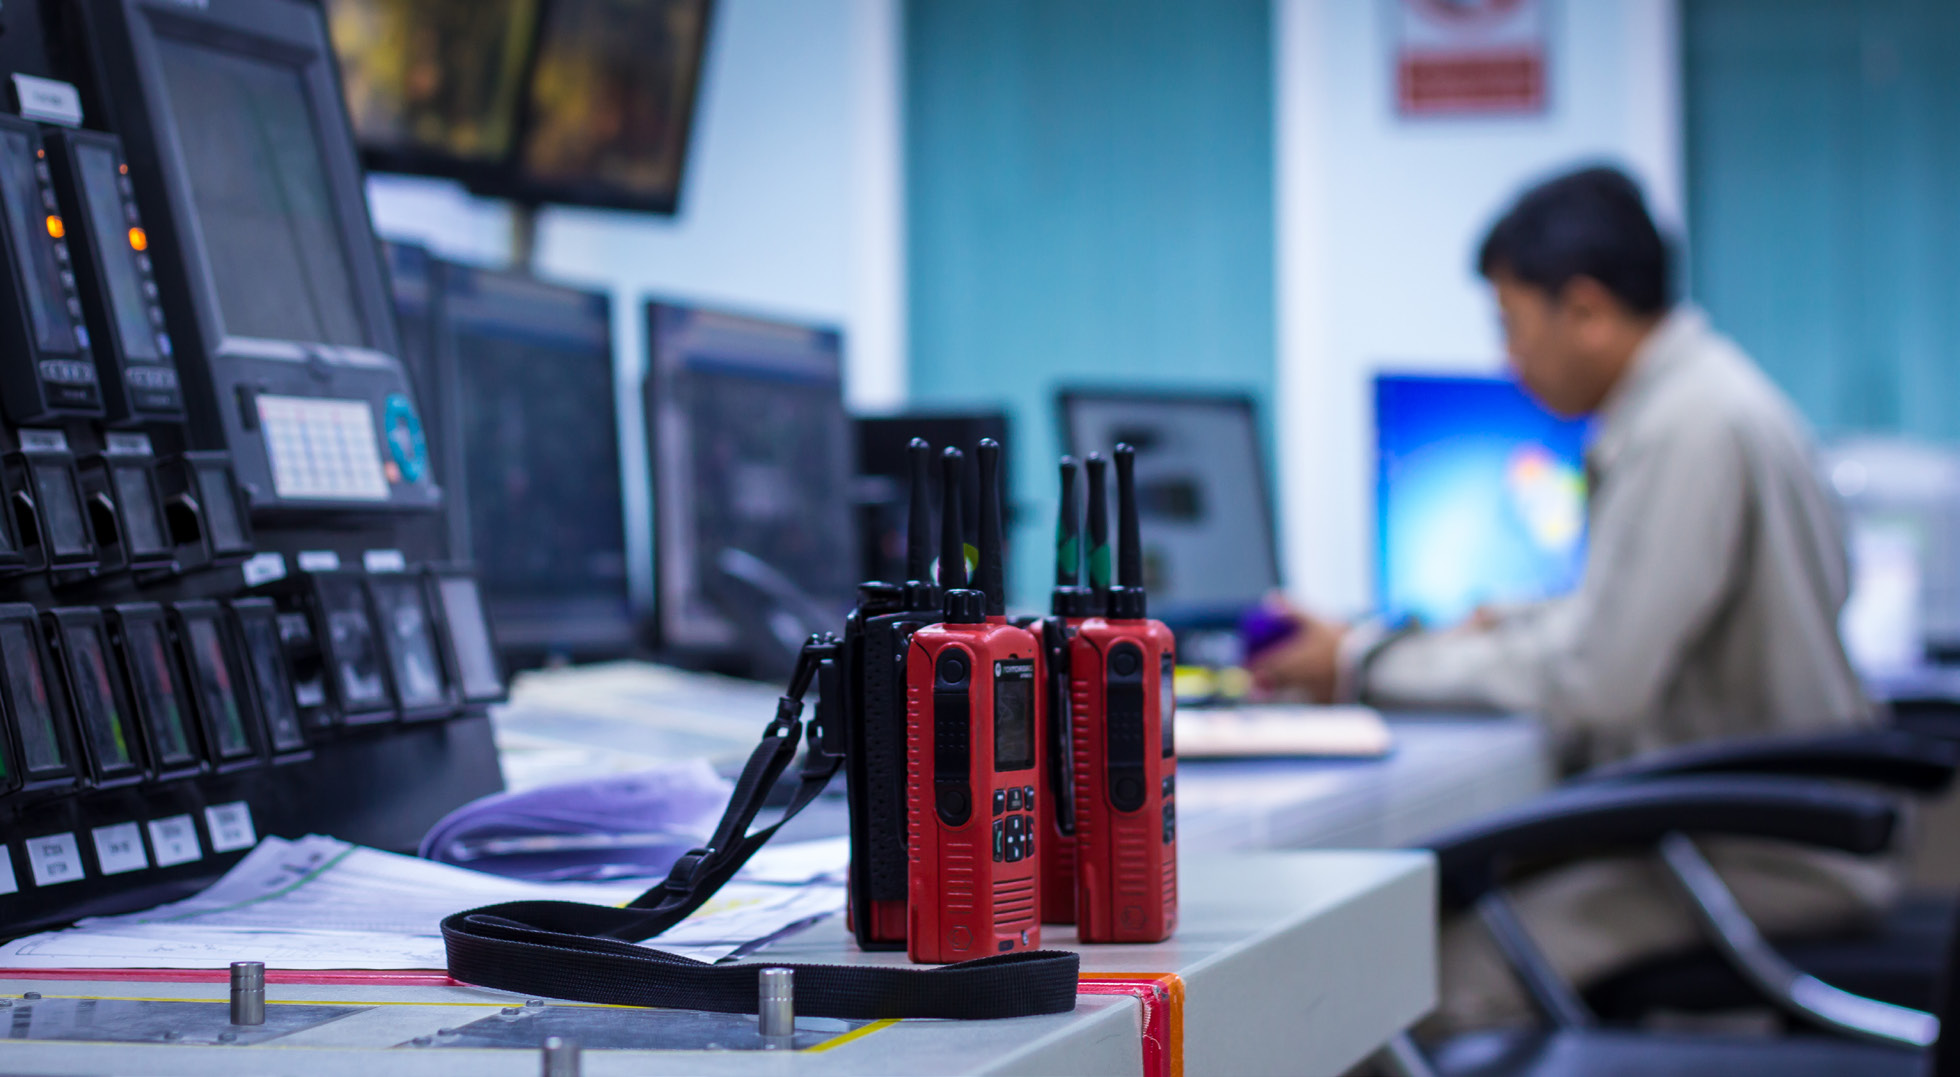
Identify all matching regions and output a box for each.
[0,850,1434,1077]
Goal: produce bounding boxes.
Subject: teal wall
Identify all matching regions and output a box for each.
[1686,0,1960,439]
[905,0,1275,607]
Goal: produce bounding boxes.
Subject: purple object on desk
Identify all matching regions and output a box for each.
[1240,605,1301,661]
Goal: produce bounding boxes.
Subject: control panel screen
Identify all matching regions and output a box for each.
[153,36,365,348]
[369,576,445,709]
[237,612,305,751]
[257,395,388,502]
[2,621,63,773]
[994,660,1034,772]
[437,575,503,701]
[1160,652,1175,758]
[75,142,158,361]
[185,616,252,757]
[64,624,134,774]
[35,464,90,560]
[114,465,168,557]
[318,577,387,709]
[123,618,195,766]
[0,130,78,355]
[196,463,248,551]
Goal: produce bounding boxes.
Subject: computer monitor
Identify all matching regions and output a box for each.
[854,411,1010,585]
[645,300,856,676]
[441,265,631,663]
[1059,390,1281,627]
[1375,373,1590,626]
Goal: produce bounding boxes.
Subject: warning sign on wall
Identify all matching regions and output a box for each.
[1395,0,1548,117]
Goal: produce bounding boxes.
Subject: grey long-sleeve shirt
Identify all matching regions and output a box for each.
[1357,307,1872,768]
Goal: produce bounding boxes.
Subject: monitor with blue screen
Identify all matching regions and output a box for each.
[1375,373,1591,627]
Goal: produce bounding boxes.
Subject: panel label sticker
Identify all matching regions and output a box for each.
[296,550,341,573]
[362,548,406,573]
[26,833,83,886]
[205,802,257,853]
[91,822,149,875]
[241,551,289,587]
[11,74,83,128]
[147,815,202,868]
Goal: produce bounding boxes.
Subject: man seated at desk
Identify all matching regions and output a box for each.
[1253,165,1895,1031]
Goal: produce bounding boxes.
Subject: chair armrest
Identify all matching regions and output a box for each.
[1419,775,1901,909]
[1579,729,1958,794]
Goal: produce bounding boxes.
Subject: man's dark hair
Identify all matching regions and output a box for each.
[1476,166,1672,316]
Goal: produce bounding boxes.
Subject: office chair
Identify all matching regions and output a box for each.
[1376,775,1948,1077]
[1579,729,1958,1018]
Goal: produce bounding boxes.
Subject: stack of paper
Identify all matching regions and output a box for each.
[0,834,847,970]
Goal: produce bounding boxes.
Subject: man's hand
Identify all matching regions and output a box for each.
[1247,598,1350,703]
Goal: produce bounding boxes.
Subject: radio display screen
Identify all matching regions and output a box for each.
[2,622,63,773]
[993,660,1034,772]
[124,618,194,766]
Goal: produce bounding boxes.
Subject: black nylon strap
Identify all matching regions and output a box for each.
[441,634,1081,1019]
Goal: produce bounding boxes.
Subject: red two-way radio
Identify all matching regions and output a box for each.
[1070,445,1178,943]
[1035,456,1095,924]
[906,440,1045,963]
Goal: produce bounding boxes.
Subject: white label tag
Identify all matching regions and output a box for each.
[26,833,83,886]
[148,815,203,868]
[0,852,18,896]
[16,428,69,453]
[242,551,289,587]
[91,822,149,875]
[362,548,407,573]
[297,550,341,573]
[103,432,155,457]
[12,74,83,127]
[205,802,257,853]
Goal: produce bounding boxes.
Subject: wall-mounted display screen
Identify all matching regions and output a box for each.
[35,463,91,561]
[316,576,388,711]
[2,620,65,774]
[62,623,137,777]
[122,617,196,768]
[113,465,168,558]
[368,575,447,711]
[436,574,504,701]
[0,129,79,355]
[236,607,305,752]
[75,141,159,362]
[185,614,252,759]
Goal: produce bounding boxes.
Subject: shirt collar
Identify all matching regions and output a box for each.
[1587,305,1708,473]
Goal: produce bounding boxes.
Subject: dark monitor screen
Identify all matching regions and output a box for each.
[0,128,79,355]
[152,31,366,348]
[121,617,196,768]
[518,0,710,211]
[63,623,137,776]
[369,575,448,710]
[2,621,65,774]
[315,576,389,710]
[34,464,92,561]
[444,266,630,659]
[1060,391,1281,626]
[75,141,158,362]
[184,614,252,758]
[326,0,537,166]
[436,574,504,701]
[853,412,1009,587]
[113,465,168,558]
[646,301,856,659]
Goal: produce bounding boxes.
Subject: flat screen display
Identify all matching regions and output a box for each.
[993,659,1034,772]
[185,615,252,757]
[520,0,709,208]
[437,575,504,700]
[114,466,167,557]
[369,575,446,709]
[75,142,159,361]
[197,464,247,552]
[327,0,537,165]
[2,622,64,773]
[123,618,195,767]
[237,611,305,751]
[152,34,365,348]
[64,624,135,774]
[1375,374,1591,626]
[35,464,89,559]
[648,303,856,654]
[317,577,388,709]
[0,129,79,354]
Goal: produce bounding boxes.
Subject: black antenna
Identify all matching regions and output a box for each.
[1110,443,1146,619]
[1085,453,1110,604]
[904,438,935,604]
[940,447,983,623]
[1053,456,1090,617]
[977,438,1006,617]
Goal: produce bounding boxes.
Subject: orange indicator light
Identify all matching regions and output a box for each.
[127,226,147,252]
[44,216,62,239]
